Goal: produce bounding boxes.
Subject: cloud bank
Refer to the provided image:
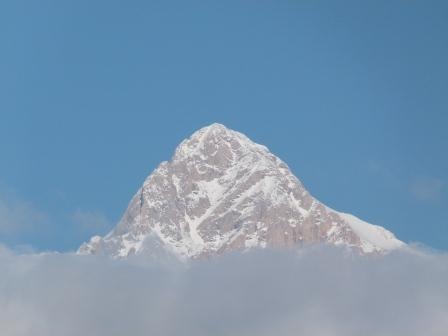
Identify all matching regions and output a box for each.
[1,246,447,336]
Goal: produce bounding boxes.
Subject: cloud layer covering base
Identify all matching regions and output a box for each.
[1,245,447,336]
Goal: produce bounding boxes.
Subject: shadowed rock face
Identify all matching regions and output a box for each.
[79,123,404,259]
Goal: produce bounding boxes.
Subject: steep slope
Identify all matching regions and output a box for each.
[79,123,404,259]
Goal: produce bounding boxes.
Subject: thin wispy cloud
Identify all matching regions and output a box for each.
[71,209,111,235]
[367,161,446,205]
[410,177,445,203]
[0,189,111,250]
[0,197,49,237]
[1,246,447,336]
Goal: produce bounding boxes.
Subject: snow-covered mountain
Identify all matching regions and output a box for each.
[79,123,404,260]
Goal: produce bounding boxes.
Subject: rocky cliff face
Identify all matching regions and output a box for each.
[79,123,404,260]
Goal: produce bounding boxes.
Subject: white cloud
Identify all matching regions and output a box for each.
[0,246,448,336]
[410,177,445,202]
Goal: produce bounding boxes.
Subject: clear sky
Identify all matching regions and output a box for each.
[0,0,447,252]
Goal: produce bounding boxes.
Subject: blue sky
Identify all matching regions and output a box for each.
[0,0,447,251]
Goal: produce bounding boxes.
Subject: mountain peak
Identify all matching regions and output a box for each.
[189,123,236,142]
[173,123,269,166]
[79,124,404,260]
[200,122,230,132]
